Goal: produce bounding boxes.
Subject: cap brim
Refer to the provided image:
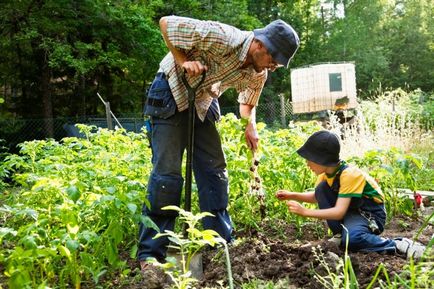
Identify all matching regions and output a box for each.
[296,146,340,166]
[296,146,313,162]
[254,32,290,68]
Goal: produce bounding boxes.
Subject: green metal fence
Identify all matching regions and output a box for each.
[0,101,293,152]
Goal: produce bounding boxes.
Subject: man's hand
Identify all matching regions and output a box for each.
[244,121,259,151]
[286,200,306,216]
[182,61,208,77]
[159,17,207,77]
[275,190,293,200]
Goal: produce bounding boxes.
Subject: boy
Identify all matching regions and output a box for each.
[276,130,426,259]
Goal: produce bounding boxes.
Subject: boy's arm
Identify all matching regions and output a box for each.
[287,197,351,220]
[276,190,317,203]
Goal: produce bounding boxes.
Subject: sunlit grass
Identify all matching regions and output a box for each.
[328,90,433,160]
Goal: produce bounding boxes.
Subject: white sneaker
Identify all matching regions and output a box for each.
[328,234,342,245]
[394,238,426,259]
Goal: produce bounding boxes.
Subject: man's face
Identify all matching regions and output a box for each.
[251,42,282,73]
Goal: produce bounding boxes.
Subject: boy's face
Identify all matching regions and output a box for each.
[306,160,326,175]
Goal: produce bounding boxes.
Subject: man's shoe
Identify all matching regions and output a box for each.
[394,238,426,259]
[140,261,168,289]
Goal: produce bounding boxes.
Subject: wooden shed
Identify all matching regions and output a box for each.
[290,62,358,114]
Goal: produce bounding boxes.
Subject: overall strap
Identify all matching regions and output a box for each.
[331,164,348,194]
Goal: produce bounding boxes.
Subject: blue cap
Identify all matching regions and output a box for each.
[253,20,300,68]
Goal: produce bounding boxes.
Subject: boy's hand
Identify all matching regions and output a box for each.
[275,190,292,200]
[286,200,305,216]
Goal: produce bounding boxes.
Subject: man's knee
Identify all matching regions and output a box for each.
[146,173,183,216]
[198,168,229,212]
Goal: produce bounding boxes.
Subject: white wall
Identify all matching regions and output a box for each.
[291,63,357,114]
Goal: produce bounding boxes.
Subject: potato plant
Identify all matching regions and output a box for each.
[0,110,432,288]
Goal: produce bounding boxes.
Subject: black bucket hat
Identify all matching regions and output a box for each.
[297,131,341,166]
[253,19,300,68]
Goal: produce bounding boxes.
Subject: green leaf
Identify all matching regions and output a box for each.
[67,224,79,235]
[126,203,137,214]
[66,185,81,203]
[0,227,17,239]
[130,244,138,259]
[22,236,37,249]
[58,245,72,262]
[139,215,159,232]
[66,239,80,252]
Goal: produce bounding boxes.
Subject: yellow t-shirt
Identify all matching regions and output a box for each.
[315,162,384,204]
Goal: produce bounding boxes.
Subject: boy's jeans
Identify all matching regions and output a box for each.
[315,181,396,253]
[138,73,232,262]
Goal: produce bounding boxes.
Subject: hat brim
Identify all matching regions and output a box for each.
[254,31,290,68]
[297,146,340,167]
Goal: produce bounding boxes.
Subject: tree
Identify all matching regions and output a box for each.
[383,0,434,91]
[0,0,165,136]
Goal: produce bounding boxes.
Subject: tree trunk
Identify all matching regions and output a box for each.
[32,40,54,137]
[40,58,54,137]
[73,75,87,120]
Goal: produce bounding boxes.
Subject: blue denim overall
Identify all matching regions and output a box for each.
[315,165,396,253]
[138,73,232,262]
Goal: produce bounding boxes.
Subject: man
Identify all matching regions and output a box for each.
[139,16,299,269]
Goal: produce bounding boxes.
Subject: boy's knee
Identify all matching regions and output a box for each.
[342,229,366,251]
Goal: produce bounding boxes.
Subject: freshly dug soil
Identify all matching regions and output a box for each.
[91,213,433,289]
[200,215,433,289]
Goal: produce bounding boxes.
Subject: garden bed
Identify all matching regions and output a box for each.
[117,213,433,289]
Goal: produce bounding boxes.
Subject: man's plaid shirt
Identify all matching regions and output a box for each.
[159,16,268,121]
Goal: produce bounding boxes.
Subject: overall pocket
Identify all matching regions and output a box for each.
[144,74,176,119]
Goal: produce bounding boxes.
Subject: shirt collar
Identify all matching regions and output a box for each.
[239,32,254,63]
[325,160,345,178]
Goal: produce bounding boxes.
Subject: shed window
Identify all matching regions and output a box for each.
[329,73,342,92]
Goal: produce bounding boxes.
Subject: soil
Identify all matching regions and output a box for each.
[200,214,433,289]
[94,213,433,289]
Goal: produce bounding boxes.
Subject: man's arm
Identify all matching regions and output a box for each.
[240,103,259,151]
[159,16,207,76]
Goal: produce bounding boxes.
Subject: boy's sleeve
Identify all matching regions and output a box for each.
[165,16,230,55]
[338,167,365,198]
[237,71,267,106]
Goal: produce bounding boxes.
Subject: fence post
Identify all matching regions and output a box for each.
[280,94,286,127]
[105,101,113,130]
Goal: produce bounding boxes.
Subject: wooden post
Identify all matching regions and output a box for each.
[105,101,113,130]
[280,94,286,127]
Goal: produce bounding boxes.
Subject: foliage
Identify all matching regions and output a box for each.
[218,114,319,230]
[0,126,154,288]
[0,0,165,121]
[0,111,432,287]
[151,206,231,289]
[1,0,433,131]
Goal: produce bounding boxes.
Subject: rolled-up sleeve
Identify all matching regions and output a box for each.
[237,71,267,106]
[165,16,229,54]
